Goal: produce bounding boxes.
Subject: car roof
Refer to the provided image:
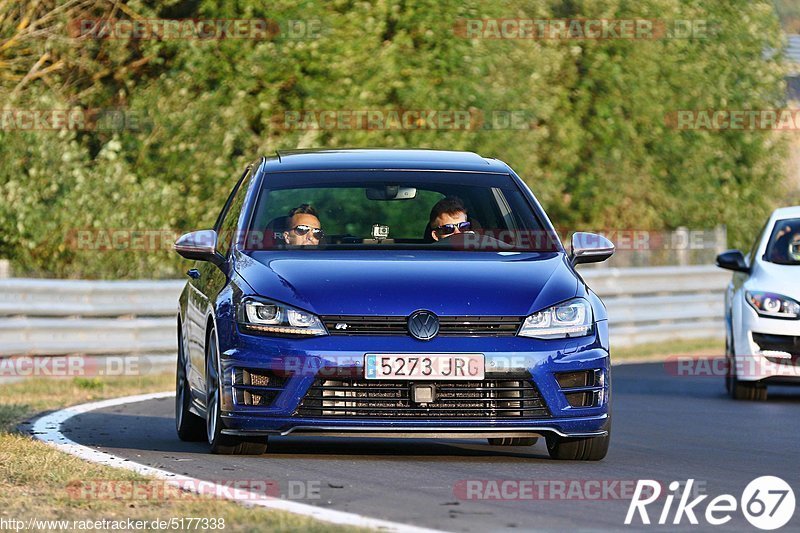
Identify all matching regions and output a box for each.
[770,205,800,221]
[262,149,511,173]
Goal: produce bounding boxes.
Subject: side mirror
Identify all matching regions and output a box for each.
[174,230,225,267]
[715,250,748,273]
[570,232,615,266]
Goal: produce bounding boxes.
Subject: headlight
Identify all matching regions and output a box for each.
[238,298,327,336]
[518,298,593,339]
[745,291,800,319]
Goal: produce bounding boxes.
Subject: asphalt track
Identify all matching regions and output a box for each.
[59,362,800,532]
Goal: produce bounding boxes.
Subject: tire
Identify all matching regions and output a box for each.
[546,432,610,461]
[730,374,768,401]
[487,437,538,446]
[176,325,205,441]
[724,337,733,394]
[205,325,268,455]
[727,340,767,401]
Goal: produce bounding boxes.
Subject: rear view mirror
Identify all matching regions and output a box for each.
[366,185,417,200]
[174,230,226,267]
[570,232,615,266]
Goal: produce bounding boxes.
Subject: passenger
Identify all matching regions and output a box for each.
[282,204,324,246]
[769,223,799,263]
[789,232,800,262]
[428,196,472,241]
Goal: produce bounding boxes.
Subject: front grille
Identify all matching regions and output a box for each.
[296,377,550,418]
[321,315,522,336]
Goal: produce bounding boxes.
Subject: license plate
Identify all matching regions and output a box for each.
[364,354,485,380]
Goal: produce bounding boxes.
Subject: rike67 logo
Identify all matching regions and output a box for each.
[625,477,795,530]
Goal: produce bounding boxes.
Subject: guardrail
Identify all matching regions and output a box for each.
[582,266,729,347]
[0,266,730,356]
[0,279,184,357]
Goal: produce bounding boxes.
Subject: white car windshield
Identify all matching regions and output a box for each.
[763,218,800,265]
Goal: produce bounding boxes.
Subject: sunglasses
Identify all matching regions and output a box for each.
[434,221,471,236]
[291,225,325,239]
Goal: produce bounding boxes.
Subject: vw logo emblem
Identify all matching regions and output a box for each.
[408,310,439,341]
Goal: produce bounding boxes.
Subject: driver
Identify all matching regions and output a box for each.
[790,233,800,262]
[770,223,800,263]
[283,204,324,246]
[428,196,472,241]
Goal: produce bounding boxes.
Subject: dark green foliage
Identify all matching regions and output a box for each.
[0,0,789,278]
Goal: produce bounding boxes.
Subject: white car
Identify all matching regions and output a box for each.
[717,206,800,400]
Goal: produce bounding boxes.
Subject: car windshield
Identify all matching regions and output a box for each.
[763,218,800,265]
[242,171,557,252]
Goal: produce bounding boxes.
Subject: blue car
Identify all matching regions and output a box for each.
[174,149,614,460]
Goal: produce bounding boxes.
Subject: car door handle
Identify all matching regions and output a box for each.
[187,269,201,279]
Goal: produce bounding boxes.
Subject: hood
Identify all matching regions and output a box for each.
[235,250,579,317]
[748,261,800,301]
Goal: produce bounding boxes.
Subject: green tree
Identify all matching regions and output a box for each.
[0,0,790,278]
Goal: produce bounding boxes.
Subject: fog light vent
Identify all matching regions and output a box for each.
[556,369,603,408]
[235,368,289,388]
[564,391,593,408]
[555,370,592,388]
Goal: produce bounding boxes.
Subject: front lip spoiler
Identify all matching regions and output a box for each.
[221,425,608,439]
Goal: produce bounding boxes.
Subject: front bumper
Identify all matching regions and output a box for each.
[734,305,800,383]
[220,418,609,439]
[215,320,611,438]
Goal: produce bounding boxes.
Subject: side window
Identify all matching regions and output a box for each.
[215,167,253,258]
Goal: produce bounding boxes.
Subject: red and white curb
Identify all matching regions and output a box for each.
[30,391,445,533]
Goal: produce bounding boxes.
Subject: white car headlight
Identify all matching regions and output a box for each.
[745,291,800,319]
[518,298,593,339]
[238,298,327,336]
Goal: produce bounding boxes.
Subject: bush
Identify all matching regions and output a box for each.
[0,0,790,278]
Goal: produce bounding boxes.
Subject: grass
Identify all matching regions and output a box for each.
[613,338,724,361]
[0,373,356,532]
